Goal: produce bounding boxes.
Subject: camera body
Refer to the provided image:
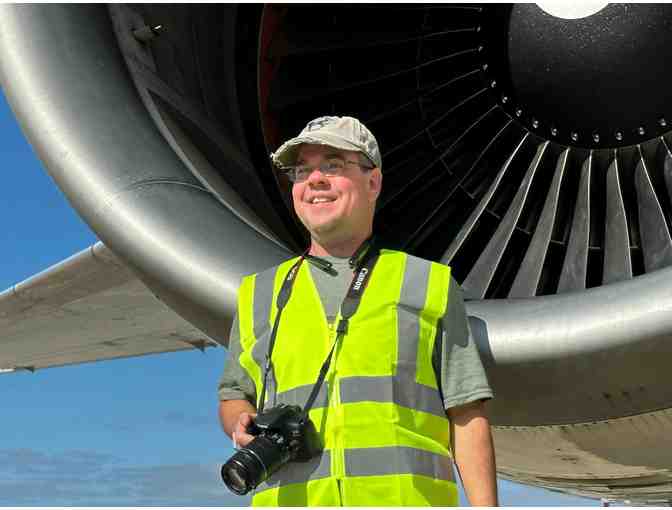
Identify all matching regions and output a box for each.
[221,404,322,495]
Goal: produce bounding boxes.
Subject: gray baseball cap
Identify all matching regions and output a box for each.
[270,115,382,171]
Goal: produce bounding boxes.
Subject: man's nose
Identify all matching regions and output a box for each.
[306,166,329,186]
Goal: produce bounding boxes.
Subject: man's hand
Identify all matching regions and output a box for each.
[448,400,498,506]
[219,399,258,448]
[232,411,257,448]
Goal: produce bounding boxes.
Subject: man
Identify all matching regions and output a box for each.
[218,116,497,506]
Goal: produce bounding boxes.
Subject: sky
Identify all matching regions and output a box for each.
[0,87,602,507]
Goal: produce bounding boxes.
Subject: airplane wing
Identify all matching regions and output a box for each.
[0,242,220,374]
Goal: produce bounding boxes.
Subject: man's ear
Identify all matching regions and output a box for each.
[368,168,383,201]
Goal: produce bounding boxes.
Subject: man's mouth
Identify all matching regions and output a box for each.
[308,197,336,204]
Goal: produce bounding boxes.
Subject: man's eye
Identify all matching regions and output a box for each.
[295,166,311,177]
[326,159,344,170]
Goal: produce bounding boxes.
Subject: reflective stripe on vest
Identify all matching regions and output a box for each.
[236,250,457,506]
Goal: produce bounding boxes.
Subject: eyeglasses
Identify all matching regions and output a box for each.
[280,157,375,183]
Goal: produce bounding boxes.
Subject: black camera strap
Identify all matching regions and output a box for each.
[258,255,304,414]
[257,238,379,417]
[301,243,379,418]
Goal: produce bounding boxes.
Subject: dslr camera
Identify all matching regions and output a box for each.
[220,404,322,495]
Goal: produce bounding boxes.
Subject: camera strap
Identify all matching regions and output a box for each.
[258,254,304,414]
[257,238,379,417]
[301,243,379,418]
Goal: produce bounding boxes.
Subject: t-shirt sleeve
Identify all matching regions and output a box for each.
[217,313,257,406]
[435,277,493,410]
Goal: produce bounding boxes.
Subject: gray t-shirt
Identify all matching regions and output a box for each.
[218,256,493,411]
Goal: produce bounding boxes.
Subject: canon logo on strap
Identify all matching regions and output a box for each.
[288,264,300,281]
[353,267,368,291]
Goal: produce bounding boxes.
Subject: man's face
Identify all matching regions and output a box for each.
[291,144,382,243]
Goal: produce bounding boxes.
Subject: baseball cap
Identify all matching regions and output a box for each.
[270,116,382,171]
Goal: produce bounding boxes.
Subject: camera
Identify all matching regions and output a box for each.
[220,404,322,495]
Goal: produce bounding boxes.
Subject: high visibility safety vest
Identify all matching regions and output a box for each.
[236,249,458,506]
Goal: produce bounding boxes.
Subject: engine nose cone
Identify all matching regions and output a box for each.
[536,1,608,20]
[484,4,672,148]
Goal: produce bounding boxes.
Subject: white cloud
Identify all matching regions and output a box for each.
[0,448,249,506]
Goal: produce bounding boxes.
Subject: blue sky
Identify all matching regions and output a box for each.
[0,89,600,506]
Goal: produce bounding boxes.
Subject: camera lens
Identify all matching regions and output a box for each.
[221,435,292,495]
[221,463,247,494]
[221,453,259,495]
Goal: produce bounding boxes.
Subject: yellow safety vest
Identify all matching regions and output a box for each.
[236,249,457,506]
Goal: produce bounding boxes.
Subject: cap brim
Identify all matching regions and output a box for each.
[271,134,365,169]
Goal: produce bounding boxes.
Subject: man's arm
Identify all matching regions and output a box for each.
[217,312,259,448]
[448,400,498,506]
